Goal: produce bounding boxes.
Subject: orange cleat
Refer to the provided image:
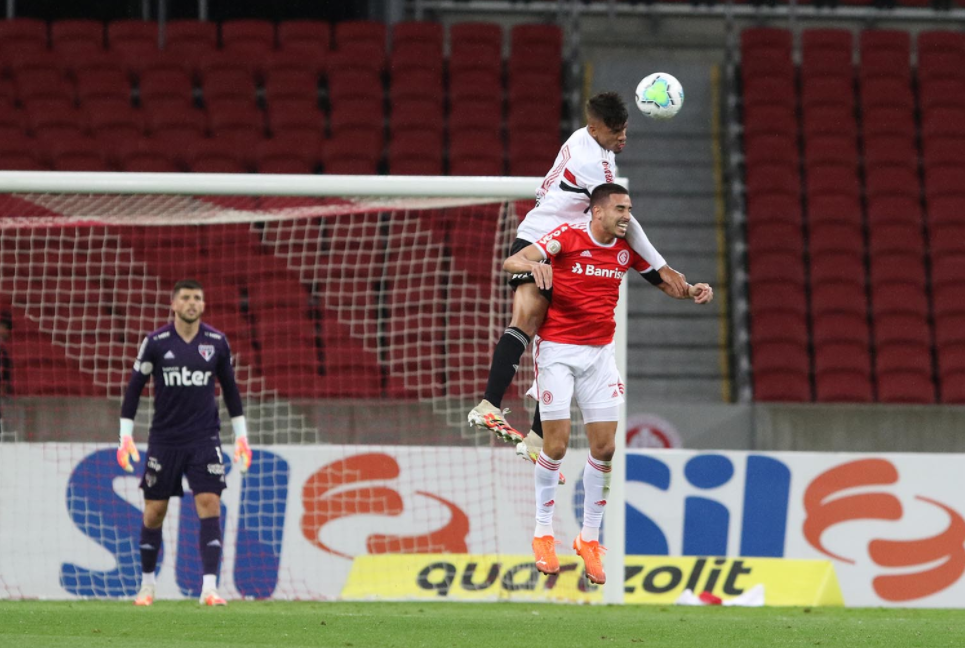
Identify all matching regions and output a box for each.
[532,535,560,575]
[133,584,154,606]
[573,534,606,585]
[468,400,525,445]
[199,589,227,606]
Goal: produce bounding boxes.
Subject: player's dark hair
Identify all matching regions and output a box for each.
[590,183,630,210]
[172,279,203,298]
[586,92,629,130]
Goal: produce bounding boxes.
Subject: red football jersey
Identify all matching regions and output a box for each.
[533,222,653,345]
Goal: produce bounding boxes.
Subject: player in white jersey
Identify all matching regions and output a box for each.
[468,92,689,475]
[504,184,712,583]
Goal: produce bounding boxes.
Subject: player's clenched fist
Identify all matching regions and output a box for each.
[688,283,714,304]
[234,436,252,474]
[117,434,140,473]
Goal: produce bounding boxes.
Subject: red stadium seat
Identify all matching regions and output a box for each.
[327,68,381,103]
[138,69,194,108]
[321,131,381,175]
[393,21,443,53]
[220,19,275,51]
[802,50,853,80]
[802,28,852,55]
[46,135,110,171]
[918,50,965,83]
[742,105,797,140]
[811,283,867,317]
[808,194,862,228]
[207,100,264,139]
[810,252,864,286]
[870,251,926,291]
[202,69,257,104]
[108,20,157,52]
[449,103,502,140]
[166,20,218,51]
[745,194,802,226]
[805,135,858,167]
[327,44,385,75]
[390,99,443,138]
[741,53,794,82]
[256,135,319,174]
[860,77,914,112]
[871,284,929,318]
[860,30,910,59]
[390,67,444,107]
[927,196,965,226]
[925,166,965,199]
[746,220,804,255]
[145,104,206,139]
[0,18,48,52]
[877,372,935,404]
[450,21,502,50]
[267,99,324,138]
[51,19,104,52]
[742,77,796,111]
[862,106,916,140]
[801,77,854,111]
[812,313,871,346]
[449,132,504,176]
[867,196,922,228]
[869,222,925,258]
[752,311,809,346]
[389,132,444,176]
[15,70,74,104]
[741,28,792,57]
[745,166,800,199]
[86,99,143,140]
[754,370,812,402]
[27,103,84,140]
[265,47,326,79]
[329,98,384,145]
[815,370,874,403]
[508,132,560,177]
[807,164,861,200]
[864,166,920,200]
[863,135,917,169]
[277,20,330,52]
[113,136,179,171]
[918,30,965,55]
[334,20,385,52]
[875,314,931,348]
[803,105,857,139]
[922,107,965,139]
[75,68,130,104]
[264,70,319,105]
[187,138,251,173]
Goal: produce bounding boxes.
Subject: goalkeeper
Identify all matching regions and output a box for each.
[117,279,252,607]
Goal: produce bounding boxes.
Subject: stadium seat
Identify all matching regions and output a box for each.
[925,166,965,199]
[392,21,443,53]
[256,135,320,174]
[748,250,807,287]
[802,50,853,80]
[810,252,864,286]
[860,78,914,113]
[741,53,794,83]
[508,132,560,177]
[107,19,157,52]
[923,137,965,170]
[329,98,384,144]
[752,311,809,346]
[390,99,443,139]
[871,284,929,318]
[918,30,965,55]
[264,70,319,105]
[870,251,926,290]
[805,136,858,167]
[741,27,792,57]
[198,49,262,84]
[75,68,131,104]
[809,221,863,258]
[137,69,194,108]
[187,138,250,173]
[803,105,857,139]
[27,103,84,140]
[114,137,179,171]
[334,20,385,53]
[327,68,382,103]
[864,166,920,200]
[51,19,104,52]
[926,196,965,226]
[277,20,330,52]
[811,283,867,317]
[0,18,48,52]
[449,103,502,140]
[742,105,797,140]
[327,45,385,75]
[390,68,444,107]
[15,70,74,104]
[802,28,852,55]
[869,221,925,258]
[86,99,143,140]
[815,370,874,403]
[808,194,862,227]
[449,42,502,79]
[389,42,443,77]
[321,131,381,175]
[207,100,265,139]
[745,165,800,200]
[46,135,110,171]
[875,314,931,350]
[449,132,504,176]
[859,49,911,82]
[389,131,444,176]
[863,135,917,169]
[221,19,275,51]
[265,47,326,80]
[877,371,935,404]
[922,107,965,140]
[202,69,257,104]
[928,222,965,259]
[812,313,871,346]
[860,30,910,59]
[745,194,802,226]
[267,99,324,138]
[166,20,217,51]
[145,103,206,139]
[742,77,796,111]
[746,220,804,256]
[918,49,965,84]
[862,106,916,140]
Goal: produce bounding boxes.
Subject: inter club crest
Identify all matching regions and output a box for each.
[617,250,630,266]
[198,344,215,361]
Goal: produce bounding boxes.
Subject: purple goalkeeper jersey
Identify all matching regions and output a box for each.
[121,322,243,448]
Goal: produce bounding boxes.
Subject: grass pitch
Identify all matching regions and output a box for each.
[3,601,965,648]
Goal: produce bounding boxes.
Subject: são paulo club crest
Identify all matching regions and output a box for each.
[198,344,215,361]
[617,250,630,266]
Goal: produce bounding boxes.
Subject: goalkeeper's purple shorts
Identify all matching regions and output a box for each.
[139,444,227,500]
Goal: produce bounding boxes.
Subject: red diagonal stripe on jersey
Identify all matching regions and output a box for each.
[563,167,577,185]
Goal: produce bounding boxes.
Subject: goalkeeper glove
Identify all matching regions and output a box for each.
[117,419,140,473]
[232,416,252,474]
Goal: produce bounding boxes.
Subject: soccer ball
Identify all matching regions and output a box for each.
[635,73,684,120]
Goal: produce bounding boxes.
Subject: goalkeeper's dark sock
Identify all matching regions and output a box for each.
[140,525,162,577]
[199,516,222,581]
[483,327,530,408]
[531,404,543,440]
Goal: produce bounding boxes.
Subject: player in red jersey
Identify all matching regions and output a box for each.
[503,184,712,583]
[468,92,689,479]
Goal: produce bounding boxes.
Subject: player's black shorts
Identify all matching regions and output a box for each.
[140,444,227,500]
[507,237,553,302]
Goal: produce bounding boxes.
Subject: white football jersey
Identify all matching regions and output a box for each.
[516,127,618,244]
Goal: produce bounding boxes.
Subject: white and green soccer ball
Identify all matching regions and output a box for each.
[635,72,684,120]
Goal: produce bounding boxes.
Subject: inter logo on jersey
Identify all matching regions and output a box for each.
[198,344,215,361]
[617,250,630,266]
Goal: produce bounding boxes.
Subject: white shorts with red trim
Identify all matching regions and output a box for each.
[527,338,624,419]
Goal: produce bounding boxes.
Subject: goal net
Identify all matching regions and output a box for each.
[0,173,624,603]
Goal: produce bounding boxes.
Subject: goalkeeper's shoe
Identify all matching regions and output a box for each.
[573,534,607,585]
[133,584,155,606]
[199,589,227,606]
[468,399,524,444]
[234,436,252,474]
[532,536,560,575]
[516,431,566,486]
[117,435,140,473]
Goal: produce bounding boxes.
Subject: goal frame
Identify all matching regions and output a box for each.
[0,170,629,604]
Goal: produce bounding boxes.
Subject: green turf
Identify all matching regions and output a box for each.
[3,601,965,648]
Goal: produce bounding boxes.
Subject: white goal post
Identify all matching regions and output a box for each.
[0,171,627,604]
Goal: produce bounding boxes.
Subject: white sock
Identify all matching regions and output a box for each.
[535,450,561,535]
[142,571,156,587]
[202,574,217,591]
[582,455,612,544]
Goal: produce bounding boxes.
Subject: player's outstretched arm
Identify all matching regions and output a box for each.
[504,244,552,290]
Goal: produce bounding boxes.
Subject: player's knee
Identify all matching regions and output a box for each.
[591,441,615,463]
[542,437,568,461]
[143,501,168,528]
[194,492,221,518]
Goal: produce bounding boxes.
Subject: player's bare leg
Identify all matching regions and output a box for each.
[195,492,227,606]
[572,420,617,585]
[532,417,569,575]
[135,499,168,606]
[469,282,549,442]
